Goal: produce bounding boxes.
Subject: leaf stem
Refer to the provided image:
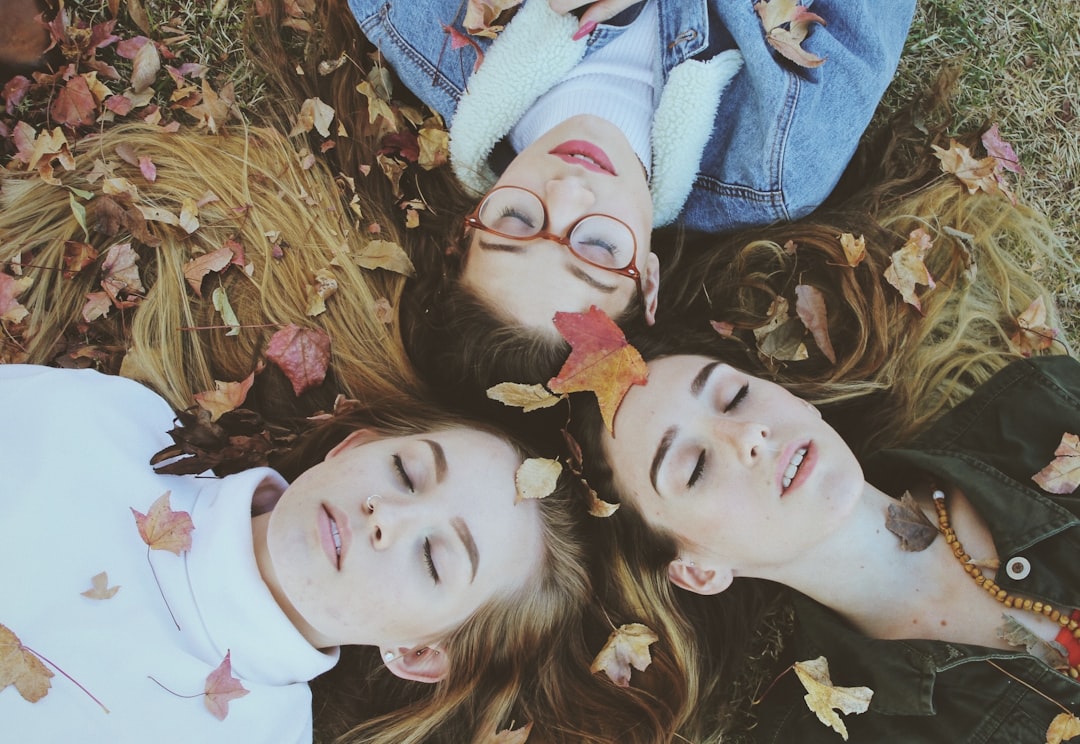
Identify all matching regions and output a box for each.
[986,660,1073,715]
[146,545,180,630]
[147,675,205,699]
[752,663,795,706]
[25,647,110,714]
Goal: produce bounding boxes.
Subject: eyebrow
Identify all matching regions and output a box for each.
[477,238,524,254]
[452,517,479,583]
[421,439,447,484]
[648,362,720,493]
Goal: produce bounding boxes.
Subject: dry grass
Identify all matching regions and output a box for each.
[884,0,1080,346]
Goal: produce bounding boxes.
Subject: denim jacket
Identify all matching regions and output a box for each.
[347,0,915,231]
[753,356,1080,743]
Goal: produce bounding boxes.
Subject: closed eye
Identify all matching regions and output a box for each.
[423,538,440,583]
[725,383,749,413]
[688,451,706,488]
[394,454,414,492]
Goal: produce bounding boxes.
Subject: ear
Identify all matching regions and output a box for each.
[667,558,733,596]
[642,251,660,326]
[383,644,449,684]
[326,429,381,460]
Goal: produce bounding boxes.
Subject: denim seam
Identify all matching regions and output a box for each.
[360,3,466,103]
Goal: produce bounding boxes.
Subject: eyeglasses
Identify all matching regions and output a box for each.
[464,186,642,294]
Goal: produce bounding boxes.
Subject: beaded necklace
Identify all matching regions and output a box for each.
[931,489,1080,679]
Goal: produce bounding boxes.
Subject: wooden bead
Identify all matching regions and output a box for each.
[1051,610,1061,622]
[1033,602,1044,613]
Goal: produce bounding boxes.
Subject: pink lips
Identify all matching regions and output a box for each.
[778,442,814,496]
[548,140,617,176]
[319,503,351,569]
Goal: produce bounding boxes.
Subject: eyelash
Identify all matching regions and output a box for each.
[725,383,749,412]
[688,451,706,488]
[393,455,414,492]
[423,538,439,583]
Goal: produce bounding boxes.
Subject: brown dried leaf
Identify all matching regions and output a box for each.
[1047,712,1080,744]
[81,572,120,600]
[289,97,335,138]
[131,491,194,555]
[998,614,1069,670]
[932,140,1001,197]
[374,297,394,324]
[479,722,533,744]
[514,458,562,503]
[194,371,257,422]
[417,126,450,170]
[51,75,98,129]
[839,233,866,267]
[0,274,33,323]
[884,228,935,311]
[884,491,938,552]
[353,239,415,276]
[754,0,827,68]
[758,317,809,362]
[464,0,522,38]
[184,246,234,297]
[0,623,53,702]
[486,382,563,412]
[590,623,659,687]
[126,0,153,35]
[586,489,619,518]
[306,268,338,316]
[129,39,160,93]
[793,656,873,741]
[794,284,836,364]
[1010,296,1058,357]
[100,242,145,306]
[1032,432,1080,494]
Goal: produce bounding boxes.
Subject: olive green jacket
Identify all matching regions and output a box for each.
[753,356,1080,743]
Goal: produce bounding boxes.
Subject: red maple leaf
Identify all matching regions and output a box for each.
[265,324,331,396]
[203,651,249,721]
[547,307,648,434]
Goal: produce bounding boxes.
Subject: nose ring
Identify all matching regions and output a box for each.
[366,494,380,514]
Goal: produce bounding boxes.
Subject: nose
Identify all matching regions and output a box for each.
[714,419,769,465]
[544,177,596,231]
[367,497,413,551]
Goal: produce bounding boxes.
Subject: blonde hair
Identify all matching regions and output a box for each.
[1,122,419,414]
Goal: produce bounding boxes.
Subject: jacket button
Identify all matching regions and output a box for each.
[1006,556,1031,580]
[668,29,698,48]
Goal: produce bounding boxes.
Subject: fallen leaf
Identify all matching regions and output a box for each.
[289,97,335,138]
[139,155,157,182]
[211,286,240,336]
[981,124,1024,175]
[1032,432,1080,494]
[793,656,873,741]
[794,284,836,363]
[486,382,563,412]
[754,0,826,68]
[203,651,249,721]
[942,226,978,283]
[265,324,331,396]
[884,492,938,551]
[194,372,257,422]
[839,233,866,267]
[586,489,619,518]
[442,24,486,72]
[0,274,33,323]
[998,614,1069,670]
[757,317,809,362]
[126,0,153,35]
[81,572,120,600]
[129,39,160,93]
[82,292,113,322]
[100,242,145,306]
[306,268,338,316]
[373,297,394,324]
[884,228,935,311]
[188,79,236,134]
[0,623,54,702]
[1047,712,1080,744]
[710,320,735,338]
[131,492,194,554]
[479,721,533,744]
[1010,296,1058,357]
[184,246,234,296]
[514,458,562,503]
[356,80,396,128]
[178,198,200,234]
[353,239,415,276]
[464,0,521,38]
[590,623,659,688]
[417,126,449,170]
[51,75,98,128]
[547,307,649,435]
[932,140,1002,198]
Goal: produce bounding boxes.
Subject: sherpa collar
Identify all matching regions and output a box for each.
[449,0,742,227]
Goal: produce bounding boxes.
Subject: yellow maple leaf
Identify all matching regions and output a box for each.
[793,656,873,741]
[591,623,659,687]
[884,228,935,311]
[1047,712,1080,744]
[486,382,564,412]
